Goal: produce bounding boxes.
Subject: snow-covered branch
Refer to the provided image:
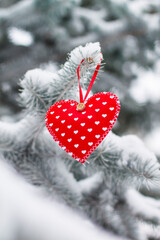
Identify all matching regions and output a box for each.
[19,42,102,114]
[0,159,125,240]
[0,41,160,240]
[0,0,35,22]
[0,115,41,150]
[126,189,160,225]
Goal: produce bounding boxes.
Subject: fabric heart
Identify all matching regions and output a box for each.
[45,92,120,163]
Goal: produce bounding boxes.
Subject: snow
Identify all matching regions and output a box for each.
[128,0,160,17]
[129,68,160,104]
[140,223,160,240]
[79,172,103,194]
[155,59,160,74]
[8,27,34,46]
[70,42,102,65]
[145,126,160,156]
[111,0,127,4]
[21,68,57,98]
[126,188,160,223]
[40,62,58,73]
[0,159,126,240]
[75,7,124,37]
[143,14,160,31]
[121,135,157,167]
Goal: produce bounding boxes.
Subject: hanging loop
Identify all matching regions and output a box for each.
[76,56,102,111]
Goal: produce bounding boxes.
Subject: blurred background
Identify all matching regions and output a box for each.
[0,0,160,159]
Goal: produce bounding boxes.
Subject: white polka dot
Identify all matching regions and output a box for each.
[95,121,100,125]
[88,142,93,146]
[81,136,86,140]
[89,104,93,107]
[74,117,78,121]
[88,115,92,119]
[102,102,107,105]
[82,111,86,114]
[63,109,67,112]
[70,103,75,106]
[67,138,72,142]
[67,125,72,129]
[68,113,73,116]
[61,133,65,136]
[95,135,100,139]
[110,120,114,124]
[95,109,100,112]
[50,111,54,114]
[102,114,107,118]
[74,144,79,148]
[49,123,53,126]
[61,120,65,123]
[87,128,92,132]
[55,128,59,131]
[57,105,62,108]
[102,127,107,131]
[81,123,85,127]
[96,97,100,101]
[110,95,114,99]
[45,118,48,122]
[82,150,86,154]
[109,107,114,111]
[62,146,66,150]
[56,116,60,119]
[74,130,78,134]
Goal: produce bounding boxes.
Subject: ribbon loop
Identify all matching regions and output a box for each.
[77,57,101,104]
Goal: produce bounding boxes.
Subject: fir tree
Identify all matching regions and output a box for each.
[0,0,159,148]
[0,42,160,240]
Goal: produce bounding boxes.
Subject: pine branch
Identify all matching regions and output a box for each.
[0,0,35,21]
[19,42,102,115]
[1,40,160,240]
[0,115,42,150]
[87,133,160,188]
[126,189,160,226]
[0,158,126,240]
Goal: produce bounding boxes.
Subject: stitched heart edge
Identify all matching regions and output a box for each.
[45,92,120,163]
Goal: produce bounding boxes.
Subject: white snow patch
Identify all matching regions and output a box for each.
[74,7,124,38]
[8,27,34,46]
[143,14,160,31]
[129,69,160,104]
[145,126,160,156]
[119,135,157,166]
[79,172,103,194]
[126,189,160,221]
[140,223,160,240]
[70,42,102,65]
[155,59,160,74]
[128,0,160,17]
[40,62,58,73]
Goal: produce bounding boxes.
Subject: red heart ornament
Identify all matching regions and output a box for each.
[45,92,120,163]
